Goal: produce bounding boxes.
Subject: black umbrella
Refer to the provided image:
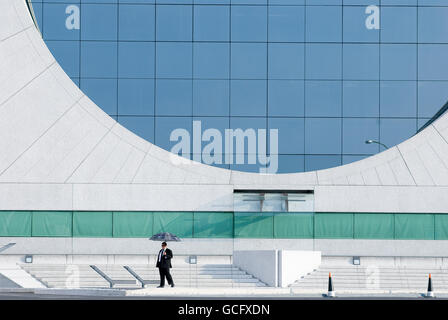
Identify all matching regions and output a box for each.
[149,232,181,242]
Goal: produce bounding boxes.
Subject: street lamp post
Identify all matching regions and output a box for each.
[365,139,389,150]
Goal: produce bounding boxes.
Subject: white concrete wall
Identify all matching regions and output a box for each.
[322,256,448,268]
[2,0,448,263]
[233,251,278,287]
[1,0,448,215]
[233,250,321,287]
[2,238,448,257]
[278,250,321,287]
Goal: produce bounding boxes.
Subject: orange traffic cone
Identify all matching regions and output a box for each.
[426,273,434,298]
[327,272,335,297]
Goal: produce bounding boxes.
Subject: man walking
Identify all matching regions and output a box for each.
[156,241,174,288]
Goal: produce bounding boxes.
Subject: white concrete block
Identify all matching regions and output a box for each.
[278,250,321,287]
[233,250,278,287]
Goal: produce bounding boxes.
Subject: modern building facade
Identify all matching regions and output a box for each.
[28,0,448,173]
[2,0,448,266]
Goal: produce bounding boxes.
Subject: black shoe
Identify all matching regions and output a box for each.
[170,284,175,288]
[157,286,164,288]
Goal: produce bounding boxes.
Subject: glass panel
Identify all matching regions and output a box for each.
[419,45,448,81]
[113,212,153,238]
[194,5,229,41]
[0,211,32,237]
[73,211,113,237]
[193,212,233,238]
[156,43,192,78]
[314,213,354,239]
[343,6,379,42]
[381,44,417,81]
[119,4,155,41]
[306,6,342,42]
[118,42,155,78]
[418,81,448,118]
[305,44,342,80]
[418,7,448,43]
[81,4,117,41]
[193,43,229,79]
[382,6,417,43]
[287,194,314,212]
[343,44,379,80]
[234,193,262,212]
[117,117,154,143]
[230,80,266,116]
[231,43,267,79]
[435,214,448,240]
[193,80,229,116]
[274,213,314,239]
[268,6,305,42]
[268,43,304,80]
[305,81,342,117]
[32,211,72,237]
[155,116,192,153]
[118,79,154,116]
[234,193,314,212]
[43,3,79,40]
[234,212,274,238]
[380,81,417,118]
[305,118,342,154]
[380,119,416,148]
[343,81,379,117]
[80,79,117,115]
[153,212,194,238]
[354,213,394,239]
[80,42,117,78]
[343,118,380,154]
[262,194,286,212]
[276,155,304,173]
[156,5,192,41]
[305,155,341,171]
[231,5,267,42]
[268,80,304,117]
[46,41,79,78]
[395,214,434,240]
[155,80,192,116]
[268,118,305,154]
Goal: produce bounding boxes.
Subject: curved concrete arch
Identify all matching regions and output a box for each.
[2,0,448,213]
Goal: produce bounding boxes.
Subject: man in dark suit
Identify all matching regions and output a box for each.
[156,241,174,288]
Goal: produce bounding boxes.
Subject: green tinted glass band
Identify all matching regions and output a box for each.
[0,211,448,240]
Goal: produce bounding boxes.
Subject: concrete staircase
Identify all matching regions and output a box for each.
[20,264,266,289]
[21,265,111,288]
[128,264,266,288]
[292,265,448,293]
